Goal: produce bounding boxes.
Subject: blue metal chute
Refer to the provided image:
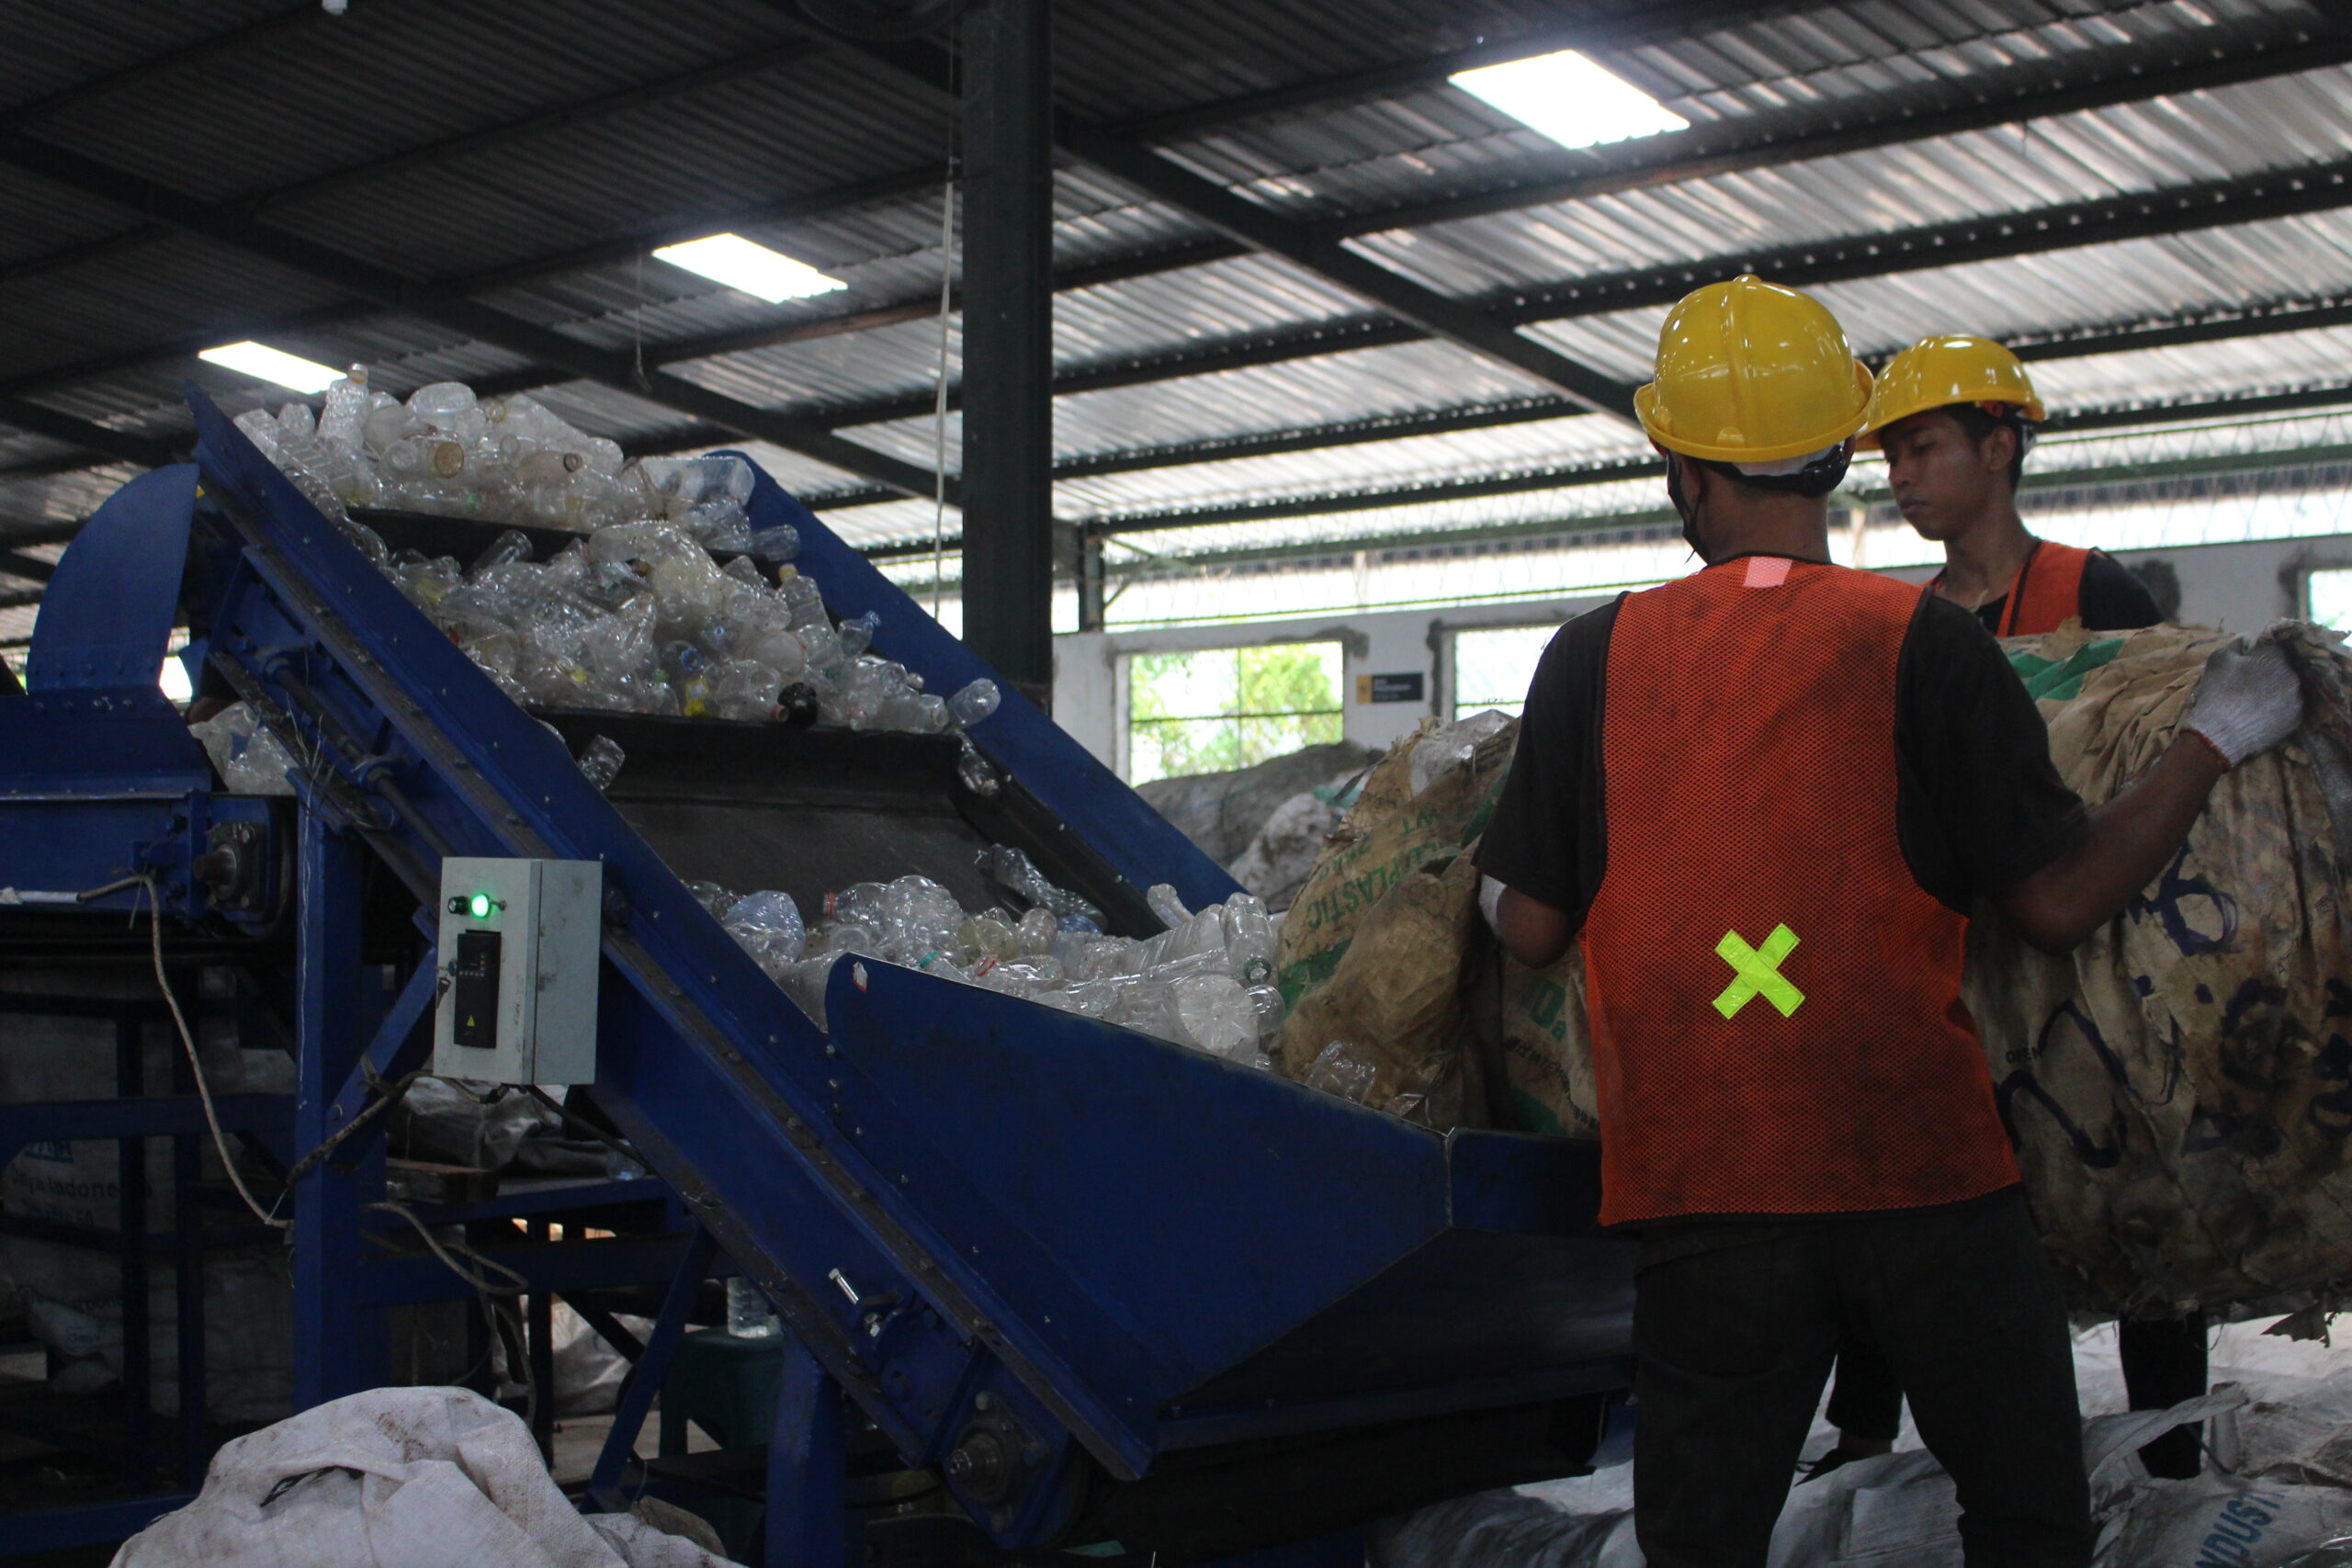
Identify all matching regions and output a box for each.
[27,465,202,695]
[6,464,210,798]
[820,960,1633,1451]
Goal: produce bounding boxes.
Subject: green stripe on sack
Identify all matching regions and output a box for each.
[2007,637,2127,702]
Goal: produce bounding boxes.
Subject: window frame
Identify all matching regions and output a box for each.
[1117,637,1349,784]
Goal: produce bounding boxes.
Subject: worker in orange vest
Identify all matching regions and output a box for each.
[1476,276,2304,1568]
[1809,337,2200,1486]
[1860,336,2161,634]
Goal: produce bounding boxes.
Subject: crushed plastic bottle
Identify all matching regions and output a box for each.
[727,1275,780,1338]
[1409,708,1515,797]
[720,890,806,979]
[190,704,299,795]
[739,864,1286,1062]
[576,734,626,791]
[1302,1041,1378,1104]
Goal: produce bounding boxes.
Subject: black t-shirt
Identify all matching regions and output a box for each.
[1476,567,2088,931]
[1973,546,2164,635]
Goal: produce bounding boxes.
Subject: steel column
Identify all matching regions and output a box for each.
[290,809,385,1406]
[765,1339,851,1568]
[114,1011,152,1485]
[957,0,1056,696]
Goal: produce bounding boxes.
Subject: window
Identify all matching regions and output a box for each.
[1126,642,1343,784]
[2308,568,2352,632]
[1451,625,1557,719]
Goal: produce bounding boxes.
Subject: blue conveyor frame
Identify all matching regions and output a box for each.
[0,385,1636,1562]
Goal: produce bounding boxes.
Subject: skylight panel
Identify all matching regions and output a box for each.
[1451,50,1689,151]
[652,234,846,303]
[197,342,341,394]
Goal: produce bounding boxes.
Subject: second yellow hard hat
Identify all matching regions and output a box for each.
[1634,275,1874,465]
[1857,335,2046,448]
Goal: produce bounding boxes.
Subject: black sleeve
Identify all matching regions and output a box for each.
[1472,596,1619,931]
[2078,550,2165,631]
[1896,593,2090,908]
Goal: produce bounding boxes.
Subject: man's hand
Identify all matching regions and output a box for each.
[2183,635,2304,768]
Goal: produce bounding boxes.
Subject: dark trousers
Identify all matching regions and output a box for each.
[1828,1314,2210,1478]
[1632,1188,2094,1568]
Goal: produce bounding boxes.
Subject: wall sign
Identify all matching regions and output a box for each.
[1357,671,1425,704]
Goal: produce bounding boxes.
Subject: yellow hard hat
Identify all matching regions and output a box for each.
[1634,275,1873,465]
[1856,335,2046,449]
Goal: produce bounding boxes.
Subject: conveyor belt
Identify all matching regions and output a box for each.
[0,386,1638,1560]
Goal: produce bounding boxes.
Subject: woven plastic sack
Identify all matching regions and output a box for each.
[1962,621,2352,1314]
[1281,619,2352,1316]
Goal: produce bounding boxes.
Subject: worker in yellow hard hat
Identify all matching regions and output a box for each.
[1473,276,2305,1568]
[1820,336,2194,1491]
[1859,336,2161,635]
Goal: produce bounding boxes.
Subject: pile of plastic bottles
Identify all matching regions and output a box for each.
[384,520,992,737]
[690,849,1284,1066]
[231,369,990,741]
[233,368,778,549]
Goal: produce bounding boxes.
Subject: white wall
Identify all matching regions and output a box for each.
[1053,595,1614,772]
[1052,530,2352,779]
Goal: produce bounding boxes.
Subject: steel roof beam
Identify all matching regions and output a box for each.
[1502,156,2352,327]
[0,134,952,503]
[808,292,2352,500]
[1092,0,1854,141]
[838,31,1644,422]
[0,8,2333,440]
[1066,381,2352,537]
[1324,14,2351,239]
[0,397,179,468]
[0,547,52,583]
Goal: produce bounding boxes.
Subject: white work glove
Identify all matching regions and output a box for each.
[1479,875,1506,937]
[2183,635,2303,767]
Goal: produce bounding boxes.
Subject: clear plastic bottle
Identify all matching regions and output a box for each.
[1147,884,1192,931]
[576,734,626,791]
[948,678,1001,728]
[1223,894,1277,987]
[727,1275,780,1338]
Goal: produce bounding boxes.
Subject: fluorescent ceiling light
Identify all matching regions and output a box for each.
[652,233,846,302]
[198,341,342,394]
[1451,49,1688,151]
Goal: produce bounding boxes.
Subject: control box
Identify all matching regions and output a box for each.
[435,856,602,1084]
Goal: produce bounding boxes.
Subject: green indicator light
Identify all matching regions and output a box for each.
[468,893,494,919]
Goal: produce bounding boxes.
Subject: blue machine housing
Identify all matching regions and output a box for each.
[0,385,1636,1565]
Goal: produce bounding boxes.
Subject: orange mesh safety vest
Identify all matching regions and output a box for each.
[1582,556,2019,1226]
[1996,541,2093,637]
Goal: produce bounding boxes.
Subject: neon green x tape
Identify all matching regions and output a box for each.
[1714,924,1804,1020]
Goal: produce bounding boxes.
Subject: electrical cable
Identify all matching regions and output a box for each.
[138,875,290,1230]
[367,1198,530,1295]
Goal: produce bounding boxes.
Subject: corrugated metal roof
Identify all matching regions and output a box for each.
[0,0,2344,596]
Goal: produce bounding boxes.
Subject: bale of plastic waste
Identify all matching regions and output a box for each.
[1134,740,1379,867]
[1272,715,1515,1033]
[110,1385,732,1568]
[1277,623,2352,1316]
[1962,621,2352,1315]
